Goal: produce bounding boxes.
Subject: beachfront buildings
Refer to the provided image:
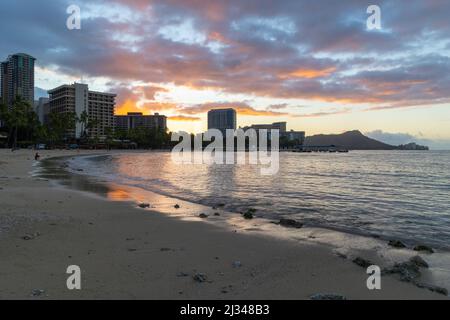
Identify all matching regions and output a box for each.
[114,112,167,132]
[47,83,116,139]
[283,130,306,144]
[207,108,237,134]
[249,122,287,133]
[243,121,305,144]
[33,97,49,124]
[1,53,35,110]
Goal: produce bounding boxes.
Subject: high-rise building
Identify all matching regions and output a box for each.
[33,97,49,124]
[207,108,237,134]
[114,112,167,132]
[47,83,116,139]
[1,53,35,110]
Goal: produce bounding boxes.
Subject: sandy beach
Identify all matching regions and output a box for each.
[0,149,447,300]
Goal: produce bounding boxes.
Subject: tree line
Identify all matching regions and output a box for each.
[0,96,173,149]
[1,96,300,150]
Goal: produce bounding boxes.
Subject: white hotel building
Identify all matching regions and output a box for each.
[48,83,116,139]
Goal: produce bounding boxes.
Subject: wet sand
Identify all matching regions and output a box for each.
[0,149,447,299]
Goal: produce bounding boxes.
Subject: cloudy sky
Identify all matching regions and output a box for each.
[1,0,450,148]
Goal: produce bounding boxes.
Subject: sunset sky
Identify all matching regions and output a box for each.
[1,0,450,148]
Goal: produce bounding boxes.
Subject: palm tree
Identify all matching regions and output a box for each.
[10,96,31,149]
[104,127,114,150]
[1,98,41,148]
[0,102,10,127]
[35,123,49,144]
[24,104,40,142]
[0,102,10,147]
[78,110,89,139]
[86,116,100,145]
[0,103,13,147]
[47,111,77,146]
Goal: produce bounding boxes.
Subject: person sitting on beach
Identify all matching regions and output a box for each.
[34,152,40,161]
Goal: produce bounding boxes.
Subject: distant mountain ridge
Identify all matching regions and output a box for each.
[305,130,398,150]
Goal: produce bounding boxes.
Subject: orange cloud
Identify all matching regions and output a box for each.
[281,67,337,79]
[140,102,178,112]
[169,115,201,121]
[235,106,288,116]
[294,108,351,118]
[137,85,168,100]
[115,99,137,115]
[113,83,177,115]
[207,31,233,46]
[115,100,177,116]
[181,102,290,117]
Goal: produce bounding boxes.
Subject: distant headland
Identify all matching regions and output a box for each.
[305,130,429,151]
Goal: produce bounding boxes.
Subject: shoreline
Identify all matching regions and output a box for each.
[65,151,450,251]
[56,153,449,250]
[50,152,450,296]
[0,149,448,299]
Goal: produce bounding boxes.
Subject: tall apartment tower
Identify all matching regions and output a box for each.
[48,83,116,139]
[207,108,237,135]
[1,53,36,110]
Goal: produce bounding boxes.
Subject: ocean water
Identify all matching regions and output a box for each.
[70,150,450,250]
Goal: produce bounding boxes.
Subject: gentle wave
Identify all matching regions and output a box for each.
[69,150,450,249]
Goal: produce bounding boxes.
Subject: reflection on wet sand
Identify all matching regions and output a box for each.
[36,156,240,223]
[107,188,131,201]
[34,154,450,293]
